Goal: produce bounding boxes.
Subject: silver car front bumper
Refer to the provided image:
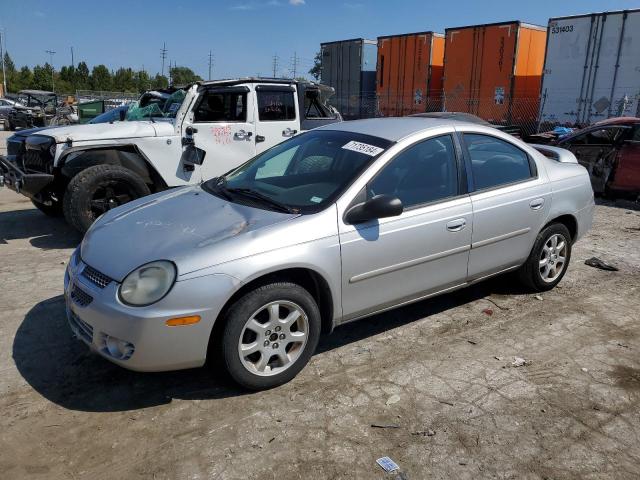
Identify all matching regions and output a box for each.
[64,254,238,372]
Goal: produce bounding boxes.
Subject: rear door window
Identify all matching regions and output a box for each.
[464,134,534,191]
[257,90,296,121]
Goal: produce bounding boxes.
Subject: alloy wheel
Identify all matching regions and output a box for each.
[539,233,568,283]
[237,300,309,376]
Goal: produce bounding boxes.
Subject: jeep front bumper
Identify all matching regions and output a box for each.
[0,154,54,199]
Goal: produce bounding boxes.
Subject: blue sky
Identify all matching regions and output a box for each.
[0,0,636,79]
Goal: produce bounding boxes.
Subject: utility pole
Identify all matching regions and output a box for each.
[207,51,214,80]
[272,54,279,78]
[160,42,167,77]
[70,46,75,68]
[45,49,56,91]
[0,30,6,95]
[290,51,299,79]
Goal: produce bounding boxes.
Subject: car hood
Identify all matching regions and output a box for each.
[37,120,169,143]
[80,186,298,282]
[10,126,53,138]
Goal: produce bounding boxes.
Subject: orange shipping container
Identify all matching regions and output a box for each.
[377,31,444,117]
[443,21,546,126]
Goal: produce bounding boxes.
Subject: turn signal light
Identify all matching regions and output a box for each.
[166,315,201,327]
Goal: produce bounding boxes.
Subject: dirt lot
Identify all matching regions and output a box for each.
[1,129,639,479]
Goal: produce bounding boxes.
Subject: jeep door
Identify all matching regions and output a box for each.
[460,130,551,280]
[609,124,640,195]
[254,85,300,154]
[185,86,256,181]
[338,132,472,321]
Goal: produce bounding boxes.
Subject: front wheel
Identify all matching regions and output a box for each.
[220,282,321,390]
[518,223,572,292]
[63,165,151,233]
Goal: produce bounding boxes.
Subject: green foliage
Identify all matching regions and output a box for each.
[309,51,322,81]
[0,52,204,95]
[169,66,202,86]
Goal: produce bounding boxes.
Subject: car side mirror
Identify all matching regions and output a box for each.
[344,194,403,225]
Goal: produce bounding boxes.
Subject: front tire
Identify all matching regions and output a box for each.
[220,282,321,390]
[518,223,572,292]
[63,164,150,233]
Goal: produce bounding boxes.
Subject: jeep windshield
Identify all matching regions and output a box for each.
[125,88,186,121]
[203,130,392,214]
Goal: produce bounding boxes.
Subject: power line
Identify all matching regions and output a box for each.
[160,42,167,77]
[290,51,299,79]
[208,51,214,80]
[272,54,279,78]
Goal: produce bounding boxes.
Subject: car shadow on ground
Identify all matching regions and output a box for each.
[0,208,81,249]
[13,275,525,413]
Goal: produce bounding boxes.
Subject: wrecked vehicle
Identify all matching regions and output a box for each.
[0,79,341,231]
[64,117,594,390]
[0,97,38,130]
[529,117,640,199]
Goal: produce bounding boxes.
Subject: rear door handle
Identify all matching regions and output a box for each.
[530,198,545,210]
[282,128,297,137]
[446,218,466,232]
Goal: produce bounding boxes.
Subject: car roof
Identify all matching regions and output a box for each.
[18,89,56,96]
[593,116,640,126]
[411,111,492,126]
[317,117,474,141]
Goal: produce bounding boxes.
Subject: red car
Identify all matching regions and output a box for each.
[539,118,640,199]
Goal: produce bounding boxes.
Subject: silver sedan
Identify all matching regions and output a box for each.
[65,117,594,389]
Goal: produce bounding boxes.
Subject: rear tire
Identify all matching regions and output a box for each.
[517,223,572,292]
[219,282,321,390]
[31,199,64,217]
[63,164,150,233]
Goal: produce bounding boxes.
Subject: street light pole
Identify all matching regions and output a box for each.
[0,31,7,95]
[45,49,56,92]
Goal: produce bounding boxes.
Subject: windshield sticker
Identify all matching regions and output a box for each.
[342,141,384,156]
[310,196,322,203]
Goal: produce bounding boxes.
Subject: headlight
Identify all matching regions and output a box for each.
[119,260,176,306]
[69,247,80,267]
[49,143,56,158]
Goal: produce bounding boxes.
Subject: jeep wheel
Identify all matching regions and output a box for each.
[63,165,150,233]
[31,199,64,217]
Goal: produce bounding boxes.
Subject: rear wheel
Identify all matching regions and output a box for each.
[518,223,572,292]
[63,165,150,233]
[220,282,321,390]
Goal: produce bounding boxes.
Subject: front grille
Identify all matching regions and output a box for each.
[6,138,24,156]
[21,149,52,174]
[69,310,94,344]
[71,283,93,307]
[82,265,112,289]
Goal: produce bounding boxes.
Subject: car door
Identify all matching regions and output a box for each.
[460,130,552,280]
[610,124,640,194]
[184,86,257,181]
[254,85,300,154]
[338,133,472,321]
[558,126,626,193]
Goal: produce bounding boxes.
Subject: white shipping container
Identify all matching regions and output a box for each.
[539,9,640,126]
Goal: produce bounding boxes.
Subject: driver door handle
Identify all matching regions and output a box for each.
[446,218,466,232]
[282,128,297,137]
[234,129,253,141]
[530,198,545,210]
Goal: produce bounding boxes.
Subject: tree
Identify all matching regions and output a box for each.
[1,52,17,92]
[75,61,90,89]
[113,67,136,92]
[135,70,150,93]
[169,66,202,86]
[32,63,54,90]
[91,64,112,91]
[309,51,322,81]
[151,74,168,89]
[15,66,33,91]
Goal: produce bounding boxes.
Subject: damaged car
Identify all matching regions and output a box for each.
[529,117,640,199]
[1,79,341,232]
[64,117,594,390]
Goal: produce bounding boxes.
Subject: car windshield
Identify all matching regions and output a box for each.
[125,89,186,121]
[88,106,128,124]
[203,130,392,213]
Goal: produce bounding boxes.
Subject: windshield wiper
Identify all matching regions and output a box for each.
[225,187,296,214]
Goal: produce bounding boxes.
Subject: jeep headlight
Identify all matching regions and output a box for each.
[119,261,176,306]
[49,143,56,158]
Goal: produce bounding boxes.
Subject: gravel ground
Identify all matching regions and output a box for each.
[1,128,639,479]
